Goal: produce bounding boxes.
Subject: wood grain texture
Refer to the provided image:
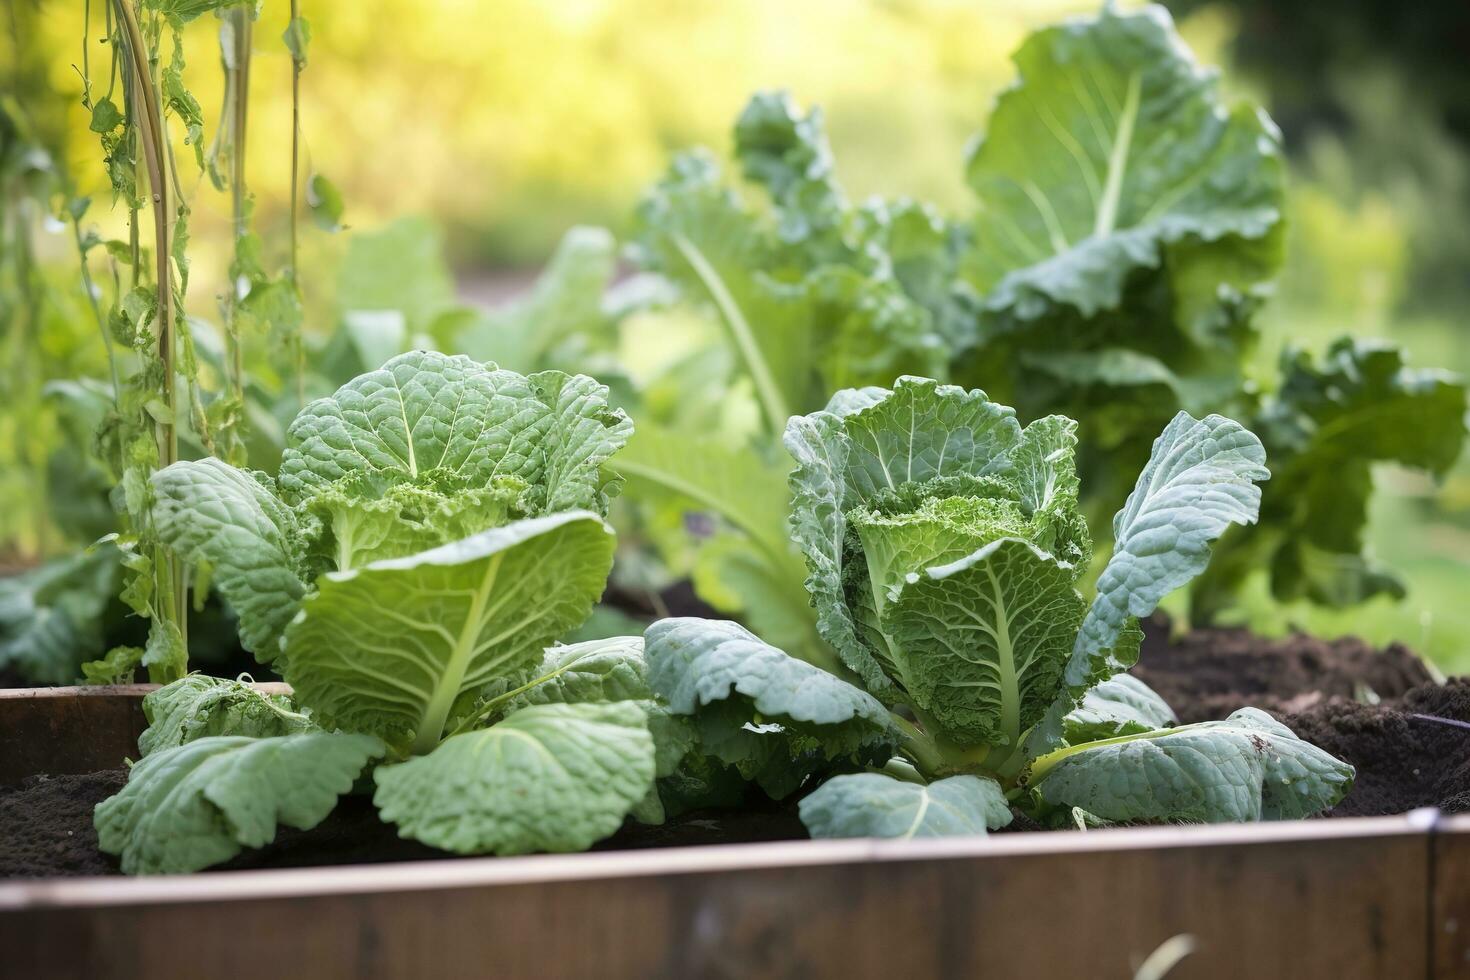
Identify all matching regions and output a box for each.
[0,684,290,786]
[0,821,1431,980]
[1434,814,1470,978]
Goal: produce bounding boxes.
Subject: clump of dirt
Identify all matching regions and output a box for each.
[1133,614,1433,724]
[0,770,124,877]
[1282,679,1470,818]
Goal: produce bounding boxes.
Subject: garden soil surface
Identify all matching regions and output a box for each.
[4,616,1469,877]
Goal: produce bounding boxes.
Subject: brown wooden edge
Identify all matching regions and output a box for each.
[0,683,289,786]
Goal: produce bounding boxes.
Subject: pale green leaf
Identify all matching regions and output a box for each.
[283,512,616,754]
[373,701,654,854]
[95,732,384,874]
[799,772,1012,839]
[1034,708,1353,822]
[152,458,307,657]
[961,4,1283,336]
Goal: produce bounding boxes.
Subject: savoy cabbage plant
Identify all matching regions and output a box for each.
[642,377,1354,837]
[608,2,1466,645]
[94,351,691,873]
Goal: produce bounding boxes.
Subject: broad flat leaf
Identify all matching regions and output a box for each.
[644,617,897,760]
[880,536,1086,747]
[457,226,617,372]
[497,636,696,782]
[373,701,654,854]
[644,618,897,796]
[1063,673,1175,744]
[95,732,384,874]
[0,546,118,685]
[283,512,616,754]
[335,216,455,332]
[139,675,314,756]
[1068,412,1267,693]
[634,150,809,432]
[961,4,1283,337]
[1034,708,1353,822]
[278,350,630,518]
[690,531,826,666]
[1196,338,1468,617]
[1029,412,1265,756]
[799,773,1012,839]
[506,636,650,708]
[152,459,307,657]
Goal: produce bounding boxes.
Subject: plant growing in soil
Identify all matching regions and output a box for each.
[604,2,1467,654]
[641,378,1355,836]
[93,350,684,874]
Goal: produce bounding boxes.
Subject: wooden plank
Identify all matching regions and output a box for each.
[1433,813,1470,978]
[0,817,1431,980]
[0,684,290,786]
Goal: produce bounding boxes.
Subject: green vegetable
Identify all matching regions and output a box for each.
[647,377,1351,838]
[800,773,1012,839]
[95,732,385,875]
[96,354,672,872]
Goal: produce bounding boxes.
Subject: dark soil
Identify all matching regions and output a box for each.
[0,769,125,877]
[1133,613,1434,723]
[1280,680,1470,817]
[0,769,810,879]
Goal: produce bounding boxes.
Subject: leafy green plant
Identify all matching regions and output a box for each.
[604,2,1465,645]
[94,351,685,873]
[641,377,1353,837]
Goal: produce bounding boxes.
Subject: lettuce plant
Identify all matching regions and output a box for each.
[643,377,1354,836]
[94,351,694,873]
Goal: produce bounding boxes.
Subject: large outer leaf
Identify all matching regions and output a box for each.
[784,378,1023,692]
[614,424,824,663]
[0,546,119,685]
[457,225,617,372]
[1028,412,1265,757]
[644,617,896,756]
[799,772,1012,839]
[1197,338,1468,618]
[373,701,655,855]
[95,732,384,874]
[645,618,897,796]
[282,511,616,754]
[1070,412,1267,693]
[277,350,630,517]
[961,4,1283,336]
[139,675,313,756]
[881,537,1086,748]
[152,458,307,657]
[1034,708,1353,822]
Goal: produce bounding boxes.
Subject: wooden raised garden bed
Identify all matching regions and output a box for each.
[1,685,1466,980]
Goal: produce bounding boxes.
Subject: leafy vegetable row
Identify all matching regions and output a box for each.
[95,355,1351,873]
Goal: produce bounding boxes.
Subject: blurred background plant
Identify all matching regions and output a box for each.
[3,0,1469,674]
